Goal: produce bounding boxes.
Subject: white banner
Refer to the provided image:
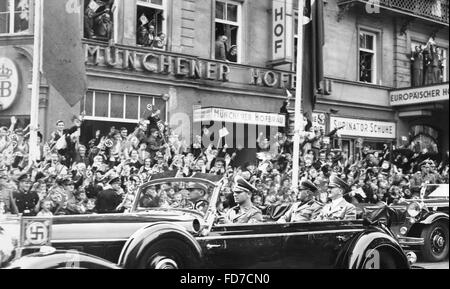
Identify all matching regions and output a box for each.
[272,0,286,61]
[0,57,19,111]
[330,116,396,139]
[194,107,286,127]
[389,83,449,106]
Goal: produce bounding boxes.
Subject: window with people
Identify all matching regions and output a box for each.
[214,0,240,63]
[136,0,167,50]
[359,30,377,84]
[83,0,116,42]
[410,38,448,87]
[0,0,29,35]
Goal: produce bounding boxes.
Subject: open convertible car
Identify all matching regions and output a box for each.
[361,184,448,262]
[1,173,419,269]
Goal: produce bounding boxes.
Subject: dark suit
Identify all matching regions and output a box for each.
[215,40,228,61]
[411,51,424,87]
[95,189,122,214]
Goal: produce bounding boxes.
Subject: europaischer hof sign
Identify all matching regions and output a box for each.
[389,83,449,106]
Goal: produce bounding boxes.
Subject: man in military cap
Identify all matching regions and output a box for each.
[95,177,123,214]
[224,176,263,224]
[314,175,356,220]
[277,180,323,223]
[186,183,208,204]
[13,174,39,216]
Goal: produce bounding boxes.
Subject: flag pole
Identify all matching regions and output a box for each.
[29,0,43,162]
[292,0,305,190]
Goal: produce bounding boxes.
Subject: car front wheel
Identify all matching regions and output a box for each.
[420,221,449,262]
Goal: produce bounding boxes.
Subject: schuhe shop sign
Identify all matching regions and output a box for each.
[330,116,396,139]
[84,44,295,89]
[390,83,449,106]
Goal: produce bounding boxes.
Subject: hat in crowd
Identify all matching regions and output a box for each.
[328,175,350,193]
[233,175,257,194]
[17,173,32,182]
[108,177,121,185]
[14,128,24,135]
[186,182,208,191]
[299,180,318,193]
[62,179,75,186]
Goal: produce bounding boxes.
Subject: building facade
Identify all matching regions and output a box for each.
[1,0,449,162]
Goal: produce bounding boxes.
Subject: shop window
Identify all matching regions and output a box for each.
[214,0,241,63]
[0,0,29,35]
[136,0,167,50]
[359,31,377,84]
[410,40,448,87]
[81,90,166,124]
[83,0,117,42]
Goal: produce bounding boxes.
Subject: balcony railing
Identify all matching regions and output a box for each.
[338,0,449,25]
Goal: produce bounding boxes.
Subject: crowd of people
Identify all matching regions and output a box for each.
[0,108,449,221]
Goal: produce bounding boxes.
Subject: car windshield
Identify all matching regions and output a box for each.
[136,180,216,214]
[425,184,449,198]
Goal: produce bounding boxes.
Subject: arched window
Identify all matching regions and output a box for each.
[409,125,439,153]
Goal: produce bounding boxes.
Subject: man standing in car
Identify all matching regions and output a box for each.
[224,176,263,224]
[277,180,323,223]
[314,175,356,220]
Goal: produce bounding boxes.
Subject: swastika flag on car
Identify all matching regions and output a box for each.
[42,0,87,107]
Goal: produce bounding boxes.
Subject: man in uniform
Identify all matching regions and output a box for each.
[13,174,39,216]
[277,180,323,223]
[315,175,356,220]
[224,176,263,224]
[95,177,123,214]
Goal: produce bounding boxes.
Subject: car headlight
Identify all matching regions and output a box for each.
[0,228,16,267]
[406,202,422,218]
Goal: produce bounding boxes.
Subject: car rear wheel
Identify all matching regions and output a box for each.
[420,221,449,262]
[137,238,199,269]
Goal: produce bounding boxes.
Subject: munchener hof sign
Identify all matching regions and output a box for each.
[194,107,286,127]
[330,116,396,139]
[389,83,449,106]
[0,57,19,111]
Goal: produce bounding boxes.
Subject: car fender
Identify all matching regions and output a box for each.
[336,228,409,269]
[419,212,449,225]
[117,222,203,269]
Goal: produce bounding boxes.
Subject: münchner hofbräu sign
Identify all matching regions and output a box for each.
[389,83,449,106]
[330,116,396,139]
[194,107,286,127]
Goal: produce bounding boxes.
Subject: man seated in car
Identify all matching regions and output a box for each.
[224,176,263,224]
[314,175,357,221]
[277,180,323,223]
[139,185,160,208]
[186,183,208,204]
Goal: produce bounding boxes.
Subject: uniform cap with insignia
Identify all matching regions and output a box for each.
[108,177,121,185]
[299,180,318,192]
[328,175,350,193]
[186,182,208,191]
[233,176,257,194]
[17,173,32,182]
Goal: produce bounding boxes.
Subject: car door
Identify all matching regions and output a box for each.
[280,220,365,268]
[198,222,284,269]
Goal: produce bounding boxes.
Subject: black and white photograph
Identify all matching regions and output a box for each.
[0,0,449,280]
